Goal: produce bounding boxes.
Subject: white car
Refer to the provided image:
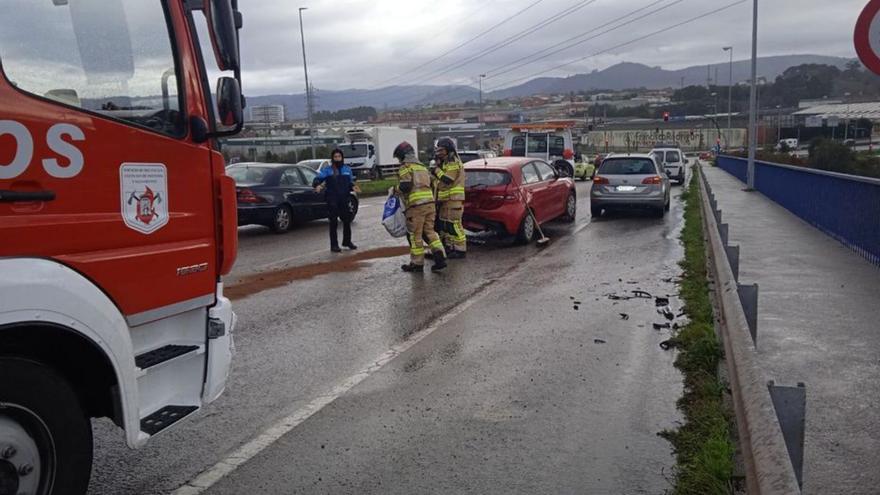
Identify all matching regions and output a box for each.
[296,159,331,172]
[650,146,687,184]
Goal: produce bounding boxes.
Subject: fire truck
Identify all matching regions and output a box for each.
[0,1,243,493]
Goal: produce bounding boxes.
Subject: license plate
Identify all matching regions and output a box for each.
[616,185,637,192]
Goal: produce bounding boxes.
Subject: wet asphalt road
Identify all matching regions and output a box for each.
[88,180,688,494]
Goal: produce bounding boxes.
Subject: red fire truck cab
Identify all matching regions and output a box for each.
[0,1,243,493]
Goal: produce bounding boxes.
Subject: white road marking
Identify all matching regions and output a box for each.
[174,211,594,494]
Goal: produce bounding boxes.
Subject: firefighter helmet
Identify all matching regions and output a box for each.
[435,137,456,154]
[393,141,415,162]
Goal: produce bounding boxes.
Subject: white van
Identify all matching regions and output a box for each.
[503,122,576,177]
[650,146,687,184]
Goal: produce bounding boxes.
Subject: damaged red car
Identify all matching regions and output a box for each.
[463,157,577,244]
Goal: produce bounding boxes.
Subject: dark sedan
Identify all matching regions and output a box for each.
[228,162,359,232]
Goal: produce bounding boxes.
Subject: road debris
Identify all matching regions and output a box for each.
[632,290,652,299]
[653,323,671,330]
[658,307,675,320]
[594,338,606,344]
[655,296,670,307]
[619,313,630,320]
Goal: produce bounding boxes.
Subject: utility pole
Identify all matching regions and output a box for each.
[298,7,316,159]
[776,105,782,143]
[723,46,733,150]
[746,0,758,190]
[707,65,712,89]
[479,74,486,147]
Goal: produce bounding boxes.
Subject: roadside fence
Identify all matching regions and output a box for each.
[716,156,880,267]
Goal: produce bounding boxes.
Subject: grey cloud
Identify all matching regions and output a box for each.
[235,0,865,96]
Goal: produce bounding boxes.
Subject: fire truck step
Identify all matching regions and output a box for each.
[140,405,199,436]
[135,344,199,370]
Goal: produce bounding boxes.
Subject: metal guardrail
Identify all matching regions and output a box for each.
[716,156,880,266]
[697,167,803,494]
[377,163,401,178]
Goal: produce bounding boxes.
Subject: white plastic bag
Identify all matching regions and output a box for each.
[382,194,408,238]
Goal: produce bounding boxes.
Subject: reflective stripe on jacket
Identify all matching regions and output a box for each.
[398,162,435,207]
[434,158,465,201]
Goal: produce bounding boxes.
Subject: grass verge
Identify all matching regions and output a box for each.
[356,178,398,197]
[659,168,736,494]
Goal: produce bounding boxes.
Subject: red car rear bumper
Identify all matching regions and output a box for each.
[462,204,525,237]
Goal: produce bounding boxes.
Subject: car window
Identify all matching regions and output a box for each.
[521,163,540,184]
[512,136,526,156]
[466,170,510,187]
[458,152,480,163]
[0,0,184,137]
[280,168,306,186]
[599,159,657,175]
[665,151,681,163]
[549,136,565,156]
[228,166,272,184]
[652,151,664,163]
[527,135,548,154]
[534,161,557,181]
[299,167,318,185]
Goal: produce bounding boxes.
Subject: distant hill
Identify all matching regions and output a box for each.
[251,54,852,117]
[487,54,853,99]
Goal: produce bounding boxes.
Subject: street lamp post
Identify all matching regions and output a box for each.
[479,74,486,147]
[298,7,316,159]
[746,0,758,190]
[723,46,733,150]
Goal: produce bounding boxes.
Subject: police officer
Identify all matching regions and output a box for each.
[393,141,446,273]
[432,137,467,258]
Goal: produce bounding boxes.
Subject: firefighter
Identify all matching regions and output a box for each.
[394,141,447,273]
[432,137,467,258]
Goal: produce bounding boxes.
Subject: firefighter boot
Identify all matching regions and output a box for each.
[431,252,447,272]
[401,263,425,273]
[447,250,466,260]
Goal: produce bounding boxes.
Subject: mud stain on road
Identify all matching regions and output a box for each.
[226,246,409,300]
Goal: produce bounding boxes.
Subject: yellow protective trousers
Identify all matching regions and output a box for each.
[439,200,466,252]
[406,203,445,265]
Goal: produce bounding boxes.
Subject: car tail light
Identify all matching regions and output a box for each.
[237,188,264,203]
[593,176,609,185]
[503,148,512,157]
[563,148,574,160]
[641,176,662,185]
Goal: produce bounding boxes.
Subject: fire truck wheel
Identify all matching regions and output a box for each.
[0,357,93,495]
[270,205,293,233]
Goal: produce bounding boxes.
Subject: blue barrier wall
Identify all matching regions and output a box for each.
[715,156,880,266]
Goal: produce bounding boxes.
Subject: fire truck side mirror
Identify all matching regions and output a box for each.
[206,0,241,72]
[215,77,243,131]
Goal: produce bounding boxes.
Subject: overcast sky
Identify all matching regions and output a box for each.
[238,0,866,95]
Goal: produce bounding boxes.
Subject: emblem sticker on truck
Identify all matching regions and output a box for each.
[120,163,169,234]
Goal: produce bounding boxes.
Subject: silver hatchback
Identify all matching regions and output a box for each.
[590,154,670,217]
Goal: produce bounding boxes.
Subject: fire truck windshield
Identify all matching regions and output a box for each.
[0,0,185,136]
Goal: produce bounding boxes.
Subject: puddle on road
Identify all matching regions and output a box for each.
[225,246,409,300]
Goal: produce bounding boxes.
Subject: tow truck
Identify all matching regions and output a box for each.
[0,1,244,493]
